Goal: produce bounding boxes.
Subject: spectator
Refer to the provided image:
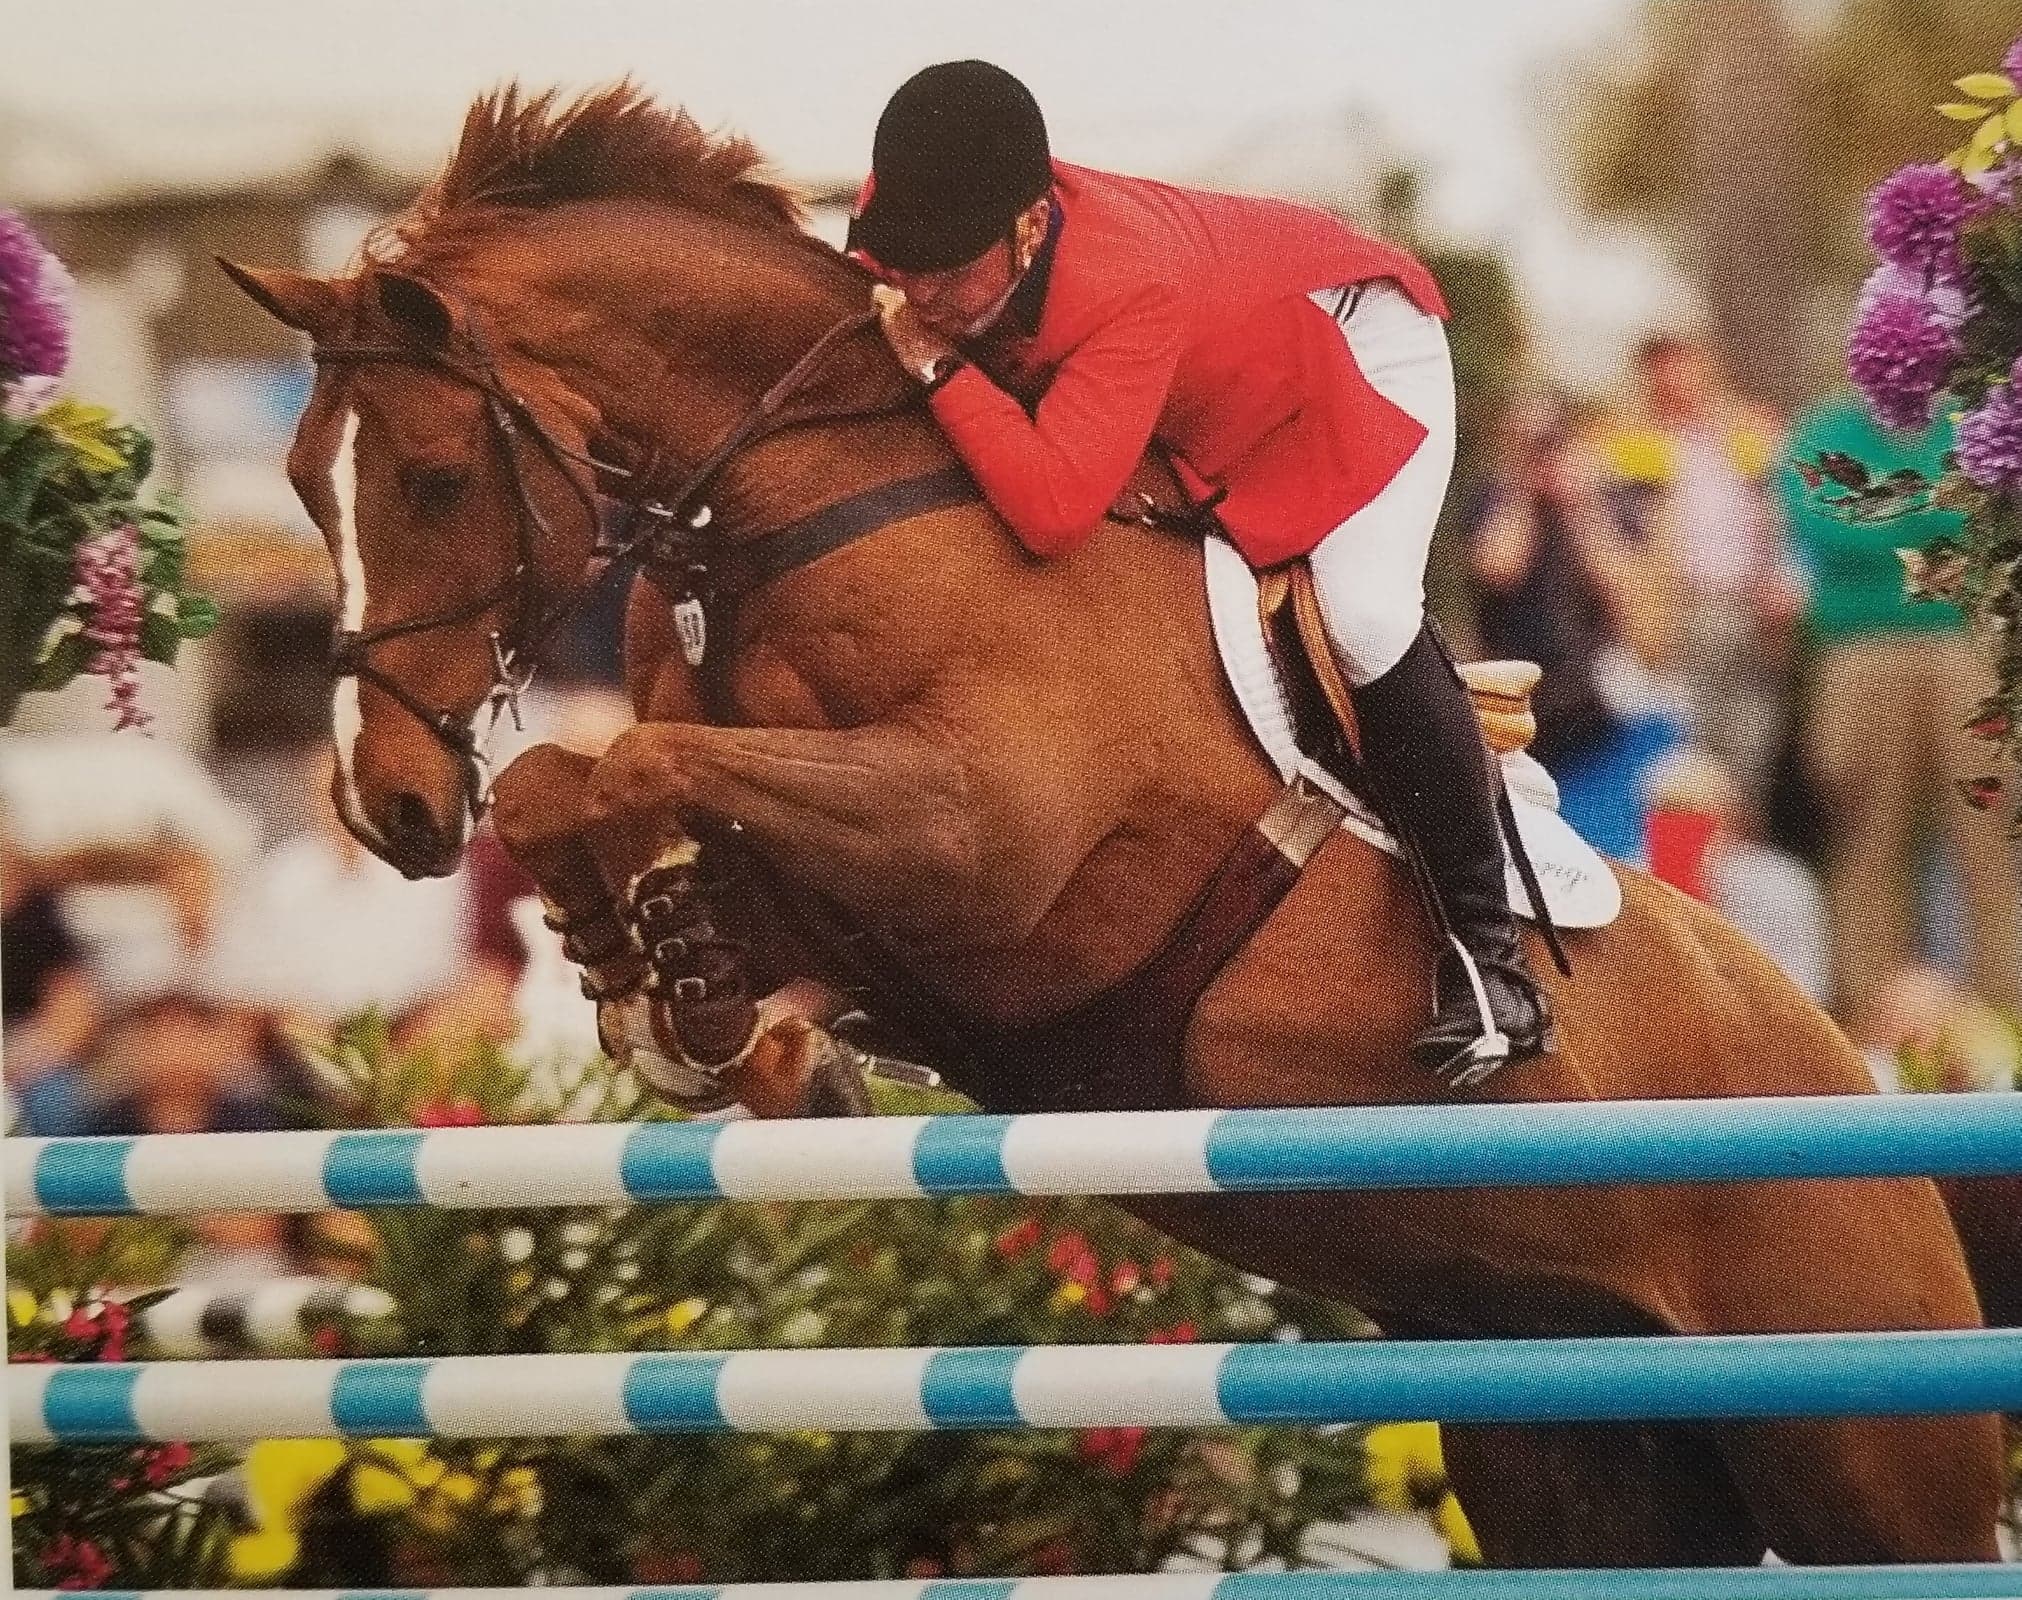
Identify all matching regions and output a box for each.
[1643,747,1831,1006]
[1464,394,1684,861]
[2,801,102,1134]
[208,744,485,1042]
[1783,391,2022,1025]
[88,970,298,1280]
[1598,335,1804,821]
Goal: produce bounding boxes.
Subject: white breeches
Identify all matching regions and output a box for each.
[1304,280,1458,685]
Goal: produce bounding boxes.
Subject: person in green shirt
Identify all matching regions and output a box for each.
[1785,390,2021,1028]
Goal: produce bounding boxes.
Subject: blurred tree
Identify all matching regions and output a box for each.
[1570,0,2022,404]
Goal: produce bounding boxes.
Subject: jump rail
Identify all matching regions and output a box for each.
[14,1329,2022,1444]
[11,1092,2022,1216]
[22,1566,2022,1598]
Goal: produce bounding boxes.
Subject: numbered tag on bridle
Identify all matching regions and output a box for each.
[674,594,708,667]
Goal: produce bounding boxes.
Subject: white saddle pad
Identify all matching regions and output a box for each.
[1203,537,1622,929]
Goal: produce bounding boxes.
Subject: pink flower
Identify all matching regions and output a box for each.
[41,1533,114,1590]
[73,525,152,731]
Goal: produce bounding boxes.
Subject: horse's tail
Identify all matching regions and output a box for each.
[1940,1176,2022,1328]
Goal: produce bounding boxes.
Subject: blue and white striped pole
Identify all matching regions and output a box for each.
[18,1565,2022,1598]
[13,1328,2022,1444]
[12,1093,2022,1217]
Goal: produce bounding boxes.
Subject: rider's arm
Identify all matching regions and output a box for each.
[927,282,1187,558]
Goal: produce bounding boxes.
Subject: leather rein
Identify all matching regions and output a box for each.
[310,306,978,815]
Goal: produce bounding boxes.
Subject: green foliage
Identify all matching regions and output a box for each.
[0,398,215,724]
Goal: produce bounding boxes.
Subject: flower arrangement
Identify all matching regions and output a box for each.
[7,1224,237,1590]
[1806,38,2022,824]
[0,208,215,728]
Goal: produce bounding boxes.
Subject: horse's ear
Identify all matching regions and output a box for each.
[216,259,343,335]
[372,271,458,350]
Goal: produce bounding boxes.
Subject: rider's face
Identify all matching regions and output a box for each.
[878,237,1021,340]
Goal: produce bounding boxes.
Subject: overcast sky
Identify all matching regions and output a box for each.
[0,0,1678,377]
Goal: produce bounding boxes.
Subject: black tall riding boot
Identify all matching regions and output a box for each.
[1348,625,1555,1086]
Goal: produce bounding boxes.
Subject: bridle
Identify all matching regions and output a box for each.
[312,304,975,817]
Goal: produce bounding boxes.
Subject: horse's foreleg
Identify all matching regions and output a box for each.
[493,742,862,1117]
[491,744,647,1003]
[584,717,1074,948]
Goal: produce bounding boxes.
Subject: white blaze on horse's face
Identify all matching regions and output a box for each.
[328,407,380,849]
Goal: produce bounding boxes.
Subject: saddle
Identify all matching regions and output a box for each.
[1254,562,1544,765]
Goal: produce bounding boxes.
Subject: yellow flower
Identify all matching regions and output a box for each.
[8,1289,38,1327]
[227,1528,302,1581]
[1361,1421,1447,1514]
[39,400,127,476]
[1599,426,1675,485]
[241,1439,348,1530]
[349,1439,439,1516]
[1436,1491,1482,1566]
[489,1465,544,1520]
[1048,1281,1087,1313]
[665,1297,709,1337]
[11,1493,30,1518]
[434,1470,480,1509]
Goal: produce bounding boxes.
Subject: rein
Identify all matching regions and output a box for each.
[312,305,979,814]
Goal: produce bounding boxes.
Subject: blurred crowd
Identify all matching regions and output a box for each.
[1458,334,2018,1092]
[4,332,2020,1279]
[0,683,633,1277]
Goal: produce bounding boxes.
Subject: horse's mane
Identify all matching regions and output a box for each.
[366,81,809,272]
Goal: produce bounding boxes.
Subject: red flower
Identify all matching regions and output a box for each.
[1082,1284,1113,1317]
[1148,1256,1176,1288]
[1109,1260,1142,1296]
[1044,1231,1091,1275]
[1959,775,2004,811]
[1028,1536,1078,1575]
[9,1350,55,1363]
[992,1218,1043,1259]
[903,1557,945,1578]
[310,1324,348,1357]
[42,1533,114,1590]
[1076,1425,1147,1477]
[636,1548,705,1584]
[142,1441,192,1487]
[412,1097,488,1128]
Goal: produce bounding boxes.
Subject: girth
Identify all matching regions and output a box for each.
[950,780,1346,1112]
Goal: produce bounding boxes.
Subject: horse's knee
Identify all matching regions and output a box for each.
[492,743,597,851]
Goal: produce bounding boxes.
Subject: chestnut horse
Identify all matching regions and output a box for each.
[223,86,2016,1570]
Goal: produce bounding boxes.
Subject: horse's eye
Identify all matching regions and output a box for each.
[402,464,469,516]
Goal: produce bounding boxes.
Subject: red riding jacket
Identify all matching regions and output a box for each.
[864,160,1448,568]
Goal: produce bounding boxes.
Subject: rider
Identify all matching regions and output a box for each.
[848,60,1552,1084]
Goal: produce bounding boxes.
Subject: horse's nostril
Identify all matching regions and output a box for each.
[386,791,442,851]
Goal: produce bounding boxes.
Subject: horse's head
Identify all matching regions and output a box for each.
[222,86,922,877]
[218,258,608,877]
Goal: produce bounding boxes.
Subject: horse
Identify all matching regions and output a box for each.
[221,83,2018,1571]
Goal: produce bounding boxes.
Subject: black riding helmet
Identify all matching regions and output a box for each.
[848,60,1052,273]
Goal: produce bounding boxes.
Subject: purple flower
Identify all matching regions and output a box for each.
[2004,37,2022,90]
[1956,385,2022,491]
[73,524,150,732]
[0,208,71,384]
[1847,275,1961,430]
[1866,162,1983,285]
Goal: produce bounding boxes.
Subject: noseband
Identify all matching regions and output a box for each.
[312,306,976,817]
